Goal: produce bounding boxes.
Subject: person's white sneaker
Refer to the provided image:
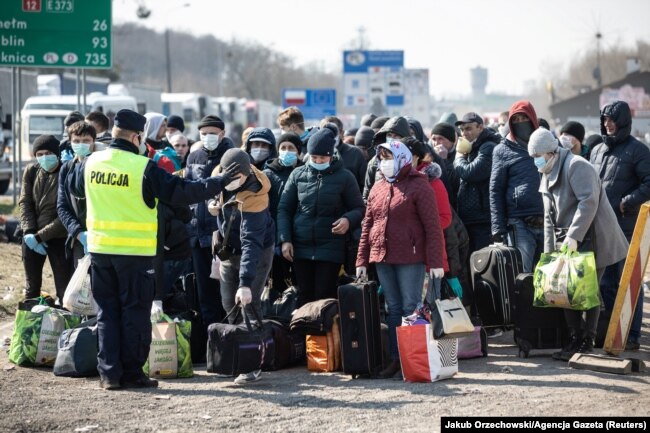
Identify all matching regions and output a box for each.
[233,369,262,385]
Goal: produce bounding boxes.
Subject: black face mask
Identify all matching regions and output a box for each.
[512,121,534,143]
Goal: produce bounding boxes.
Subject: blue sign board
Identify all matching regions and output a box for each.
[343,50,404,73]
[282,88,336,119]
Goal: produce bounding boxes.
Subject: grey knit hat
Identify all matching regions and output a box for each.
[528,128,559,156]
[220,148,251,176]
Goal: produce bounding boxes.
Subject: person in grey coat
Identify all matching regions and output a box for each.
[529,128,629,360]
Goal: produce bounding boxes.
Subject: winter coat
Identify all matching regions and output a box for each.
[19,162,67,242]
[356,166,445,270]
[57,158,86,249]
[184,138,235,247]
[541,147,628,269]
[590,100,650,236]
[264,157,302,244]
[453,128,499,225]
[277,158,365,264]
[245,127,278,170]
[337,142,367,192]
[490,139,544,236]
[213,166,275,288]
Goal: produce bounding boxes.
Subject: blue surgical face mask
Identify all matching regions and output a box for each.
[309,159,330,171]
[37,154,59,171]
[71,142,91,158]
[533,156,547,170]
[278,150,298,166]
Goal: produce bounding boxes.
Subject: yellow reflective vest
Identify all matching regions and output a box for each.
[85,148,157,256]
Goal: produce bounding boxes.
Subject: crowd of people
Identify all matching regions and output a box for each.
[17,98,649,388]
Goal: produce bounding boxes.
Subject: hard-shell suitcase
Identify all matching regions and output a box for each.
[470,243,522,327]
[337,280,383,378]
[512,273,567,358]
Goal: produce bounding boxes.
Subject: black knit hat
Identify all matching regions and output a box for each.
[401,137,427,160]
[370,116,389,130]
[431,122,456,143]
[167,115,185,132]
[277,132,302,152]
[198,115,225,131]
[344,127,358,138]
[307,128,336,156]
[220,148,251,176]
[559,121,585,143]
[64,111,85,127]
[360,113,377,127]
[32,134,60,157]
[538,118,550,130]
[584,134,604,150]
[355,126,375,149]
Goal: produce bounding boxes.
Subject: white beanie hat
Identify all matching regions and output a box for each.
[528,127,559,156]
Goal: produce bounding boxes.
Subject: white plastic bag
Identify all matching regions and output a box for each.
[209,256,221,280]
[63,255,98,316]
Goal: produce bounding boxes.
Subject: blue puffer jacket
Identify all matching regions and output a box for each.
[184,138,235,248]
[591,100,650,236]
[489,138,544,235]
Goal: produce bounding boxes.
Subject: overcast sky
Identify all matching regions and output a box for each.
[113,0,650,97]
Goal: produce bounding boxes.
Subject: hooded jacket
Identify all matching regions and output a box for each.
[144,113,180,173]
[453,127,500,225]
[184,137,235,247]
[489,101,544,235]
[590,100,650,235]
[245,127,278,170]
[213,166,275,288]
[277,157,365,264]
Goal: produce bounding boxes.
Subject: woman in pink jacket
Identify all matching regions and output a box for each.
[356,138,446,378]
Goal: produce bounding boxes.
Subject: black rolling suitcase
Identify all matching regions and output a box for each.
[512,273,567,358]
[470,243,522,327]
[337,280,383,378]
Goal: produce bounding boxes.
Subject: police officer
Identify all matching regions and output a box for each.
[73,109,241,390]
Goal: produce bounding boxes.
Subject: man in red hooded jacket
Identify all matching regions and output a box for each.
[489,101,545,273]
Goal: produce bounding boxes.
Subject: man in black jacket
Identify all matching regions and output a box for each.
[590,100,650,351]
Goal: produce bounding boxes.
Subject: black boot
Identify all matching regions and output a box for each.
[379,360,401,379]
[552,329,581,361]
[576,336,594,354]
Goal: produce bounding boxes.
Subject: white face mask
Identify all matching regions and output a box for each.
[225,177,242,191]
[94,141,108,151]
[379,159,395,179]
[560,135,575,149]
[201,133,220,151]
[250,148,270,163]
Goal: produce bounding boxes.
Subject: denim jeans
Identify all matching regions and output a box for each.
[219,245,274,322]
[376,262,425,360]
[507,218,544,273]
[600,259,643,342]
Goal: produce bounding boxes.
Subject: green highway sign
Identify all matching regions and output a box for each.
[0,0,112,68]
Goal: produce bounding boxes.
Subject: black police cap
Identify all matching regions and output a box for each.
[114,109,146,133]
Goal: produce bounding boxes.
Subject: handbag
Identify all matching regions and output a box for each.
[430,279,475,339]
[533,248,600,310]
[63,255,98,316]
[143,314,193,379]
[53,318,99,377]
[206,304,274,376]
[397,323,458,382]
[214,201,239,261]
[261,284,298,325]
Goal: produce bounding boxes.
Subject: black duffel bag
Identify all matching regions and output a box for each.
[53,318,98,377]
[261,320,306,371]
[289,298,338,335]
[206,304,274,376]
[261,285,298,325]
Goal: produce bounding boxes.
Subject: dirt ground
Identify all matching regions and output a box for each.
[0,238,649,432]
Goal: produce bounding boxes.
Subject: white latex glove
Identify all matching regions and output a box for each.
[150,300,164,322]
[563,237,578,252]
[430,268,445,279]
[356,266,367,281]
[207,199,220,216]
[235,287,252,306]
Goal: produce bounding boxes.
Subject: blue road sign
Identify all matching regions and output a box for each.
[282,88,336,120]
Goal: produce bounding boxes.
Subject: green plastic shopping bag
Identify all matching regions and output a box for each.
[533,248,600,310]
[9,298,82,366]
[143,314,193,378]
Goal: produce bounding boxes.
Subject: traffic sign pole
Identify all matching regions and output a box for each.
[0,0,112,68]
